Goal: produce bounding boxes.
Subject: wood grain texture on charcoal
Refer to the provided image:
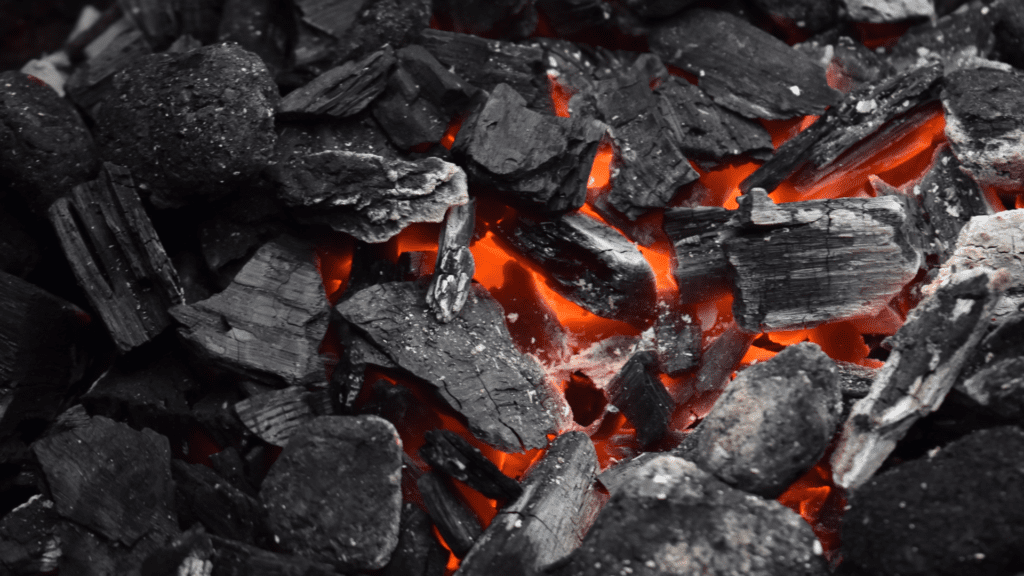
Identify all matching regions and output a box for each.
[427,199,476,323]
[279,48,395,117]
[420,429,522,501]
[417,472,482,558]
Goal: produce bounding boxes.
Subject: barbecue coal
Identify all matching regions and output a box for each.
[956,310,1024,421]
[420,429,522,501]
[427,199,476,323]
[382,503,449,576]
[888,1,995,74]
[417,471,482,558]
[278,47,395,118]
[606,351,674,448]
[914,145,993,262]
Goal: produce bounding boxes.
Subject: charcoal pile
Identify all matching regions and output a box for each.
[3,0,1024,574]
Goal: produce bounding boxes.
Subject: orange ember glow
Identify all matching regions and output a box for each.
[315,240,354,304]
[441,114,465,150]
[588,138,614,190]
[778,459,845,557]
[548,74,575,118]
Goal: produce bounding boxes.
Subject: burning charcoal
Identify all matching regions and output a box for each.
[66,22,153,112]
[843,426,1024,576]
[279,48,396,117]
[649,9,838,120]
[956,311,1024,420]
[454,84,605,213]
[95,43,278,208]
[693,328,752,397]
[49,163,184,351]
[270,147,468,244]
[656,77,773,169]
[841,0,935,22]
[417,472,482,558]
[0,494,62,575]
[534,0,613,37]
[382,503,449,576]
[458,432,604,575]
[595,451,661,495]
[943,66,1024,193]
[994,0,1024,69]
[751,0,838,32]
[831,267,1008,490]
[336,282,558,452]
[234,387,331,447]
[496,212,657,322]
[0,71,98,212]
[741,63,943,195]
[826,36,893,93]
[434,0,537,38]
[655,307,701,375]
[663,205,733,299]
[723,190,924,332]
[170,237,330,386]
[420,429,522,501]
[176,0,225,44]
[913,145,993,262]
[427,199,476,323]
[171,461,266,544]
[261,415,402,570]
[549,455,827,576]
[554,330,656,392]
[694,342,842,498]
[623,0,698,18]
[332,328,399,412]
[606,351,674,447]
[889,2,995,73]
[217,0,290,73]
[139,527,215,576]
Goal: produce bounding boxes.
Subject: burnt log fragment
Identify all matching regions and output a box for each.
[663,205,732,299]
[843,427,1024,576]
[331,326,398,413]
[171,461,266,544]
[913,145,993,262]
[457,432,604,576]
[56,517,178,576]
[654,307,701,375]
[279,48,395,117]
[723,190,924,332]
[841,0,935,22]
[49,163,183,352]
[496,212,657,322]
[695,342,842,498]
[117,0,180,48]
[170,237,330,387]
[994,0,1024,69]
[261,415,402,571]
[427,198,476,323]
[95,43,279,208]
[417,472,482,558]
[832,267,1008,490]
[336,282,557,452]
[66,22,153,112]
[454,83,605,213]
[650,9,838,120]
[209,534,339,576]
[382,503,449,576]
[420,429,522,501]
[741,63,942,195]
[217,0,291,74]
[234,386,332,447]
[606,351,674,447]
[549,455,826,576]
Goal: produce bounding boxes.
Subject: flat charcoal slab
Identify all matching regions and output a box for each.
[335,282,557,452]
[943,66,1024,192]
[663,205,733,299]
[278,48,395,117]
[751,0,837,32]
[606,351,674,447]
[842,0,934,22]
[171,237,330,386]
[695,342,842,498]
[649,9,838,120]
[171,460,266,544]
[914,145,993,262]
[417,472,482,558]
[234,386,328,447]
[496,212,657,322]
[549,455,827,576]
[724,190,923,332]
[654,307,701,376]
[843,427,1024,576]
[261,415,402,571]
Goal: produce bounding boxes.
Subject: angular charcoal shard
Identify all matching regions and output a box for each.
[279,48,396,118]
[454,83,606,213]
[741,62,943,195]
[170,237,330,387]
[724,189,924,332]
[496,211,657,322]
[606,351,674,447]
[0,204,40,277]
[457,432,604,576]
[831,267,1009,490]
[217,0,291,74]
[417,472,482,559]
[649,9,839,120]
[66,22,153,113]
[957,311,1024,420]
[427,198,476,323]
[335,282,558,452]
[171,460,266,544]
[0,493,62,574]
[382,503,450,576]
[913,145,993,262]
[49,163,184,352]
[841,0,935,23]
[209,533,340,576]
[751,0,838,33]
[663,205,733,300]
[234,386,330,447]
[654,307,702,376]
[420,429,522,501]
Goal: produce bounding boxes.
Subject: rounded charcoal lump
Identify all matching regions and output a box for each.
[0,71,98,212]
[95,42,279,208]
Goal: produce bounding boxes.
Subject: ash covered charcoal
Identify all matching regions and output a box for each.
[0,71,98,212]
[694,342,842,498]
[331,326,399,413]
[663,205,733,299]
[549,455,827,576]
[171,461,267,544]
[261,415,402,571]
[170,237,330,387]
[751,0,838,32]
[66,23,153,113]
[496,212,657,322]
[433,0,537,39]
[94,42,279,208]
[457,432,604,576]
[234,386,331,447]
[49,163,184,352]
[382,503,450,576]
[417,472,482,558]
[943,66,1024,193]
[420,429,522,501]
[724,190,924,332]
[279,48,396,118]
[888,2,996,73]
[842,426,1024,576]
[606,351,674,447]
[335,282,558,452]
[810,35,893,94]
[427,199,476,323]
[841,0,935,22]
[649,9,839,120]
[454,84,605,213]
[654,306,701,375]
[913,145,993,262]
[956,311,1024,420]
[832,267,1008,490]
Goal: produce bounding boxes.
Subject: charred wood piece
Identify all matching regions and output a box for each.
[279,48,395,118]
[654,307,701,375]
[889,1,995,74]
[427,199,476,323]
[217,0,291,74]
[330,326,398,413]
[842,0,934,22]
[66,22,152,111]
[208,534,339,576]
[0,494,62,574]
[382,503,450,576]
[117,0,179,48]
[663,205,733,299]
[995,0,1024,69]
[831,267,1009,490]
[234,386,332,447]
[420,429,522,501]
[914,145,993,262]
[957,311,1024,421]
[49,163,183,352]
[694,324,755,395]
[433,0,537,39]
[535,0,613,37]
[496,212,657,322]
[417,472,482,559]
[171,460,267,544]
[0,205,41,277]
[606,351,674,447]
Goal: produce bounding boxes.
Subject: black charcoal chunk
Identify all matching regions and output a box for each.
[234,386,330,447]
[889,2,995,73]
[417,472,481,559]
[752,0,838,32]
[0,71,98,212]
[695,342,842,498]
[995,0,1024,69]
[606,351,674,447]
[217,0,291,74]
[208,534,339,576]
[382,503,449,576]
[95,43,279,208]
[549,455,827,576]
[843,427,1024,576]
[434,0,538,38]
[171,461,266,544]
[623,0,699,18]
[420,429,522,501]
[0,494,62,574]
[841,0,935,22]
[663,205,733,300]
[914,145,993,262]
[655,308,702,375]
[66,24,154,113]
[650,9,839,120]
[0,203,40,277]
[957,311,1024,421]
[280,48,395,117]
[261,415,402,571]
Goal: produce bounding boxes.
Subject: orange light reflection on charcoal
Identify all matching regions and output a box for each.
[548,74,574,118]
[589,138,614,190]
[314,240,354,304]
[778,460,845,556]
[441,114,465,150]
